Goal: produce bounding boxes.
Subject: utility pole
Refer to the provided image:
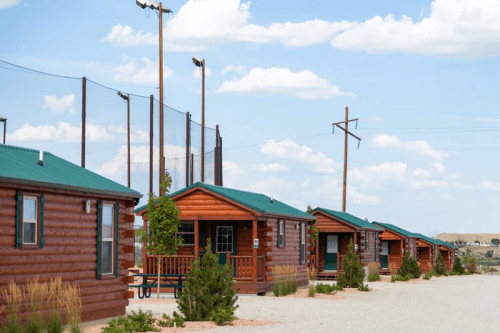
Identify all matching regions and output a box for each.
[137,0,172,195]
[332,106,361,212]
[0,116,6,144]
[192,56,206,182]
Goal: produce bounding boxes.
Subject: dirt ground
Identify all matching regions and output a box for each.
[116,274,500,332]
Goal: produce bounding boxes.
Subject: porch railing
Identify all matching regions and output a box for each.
[388,255,402,268]
[145,254,265,281]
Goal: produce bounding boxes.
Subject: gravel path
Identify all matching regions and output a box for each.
[126,275,500,333]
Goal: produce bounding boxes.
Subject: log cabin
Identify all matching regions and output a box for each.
[371,222,418,273]
[309,208,383,280]
[134,182,315,294]
[413,233,442,274]
[433,239,456,271]
[0,144,142,322]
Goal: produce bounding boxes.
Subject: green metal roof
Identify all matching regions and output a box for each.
[0,144,141,199]
[311,207,383,231]
[134,182,315,220]
[432,238,457,250]
[413,233,442,246]
[372,222,419,238]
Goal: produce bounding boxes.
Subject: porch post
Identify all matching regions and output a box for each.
[354,232,357,251]
[194,219,199,259]
[252,219,257,283]
[315,232,319,269]
[142,215,148,274]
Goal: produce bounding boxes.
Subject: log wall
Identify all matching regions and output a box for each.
[0,184,136,322]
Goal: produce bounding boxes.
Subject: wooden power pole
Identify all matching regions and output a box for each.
[332,106,361,212]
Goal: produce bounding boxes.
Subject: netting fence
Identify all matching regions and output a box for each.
[0,60,222,215]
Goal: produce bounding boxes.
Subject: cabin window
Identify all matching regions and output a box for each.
[327,235,338,253]
[300,223,306,264]
[102,204,114,275]
[23,197,37,244]
[277,220,285,248]
[177,221,195,245]
[365,231,368,250]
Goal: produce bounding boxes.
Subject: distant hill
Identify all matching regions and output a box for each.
[435,233,500,244]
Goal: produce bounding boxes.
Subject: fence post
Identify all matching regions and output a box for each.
[81,77,86,168]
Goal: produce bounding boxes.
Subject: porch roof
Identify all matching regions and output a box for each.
[372,222,419,238]
[135,182,315,220]
[311,207,383,231]
[413,233,442,246]
[432,238,457,250]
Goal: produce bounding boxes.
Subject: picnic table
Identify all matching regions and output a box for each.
[130,274,184,299]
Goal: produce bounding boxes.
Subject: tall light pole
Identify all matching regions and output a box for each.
[137,0,172,195]
[118,92,131,188]
[192,56,205,182]
[0,116,6,145]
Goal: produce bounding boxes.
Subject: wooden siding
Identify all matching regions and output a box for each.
[314,212,356,232]
[265,218,309,291]
[175,189,255,218]
[0,185,136,322]
[379,229,403,241]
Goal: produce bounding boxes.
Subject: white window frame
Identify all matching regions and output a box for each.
[278,220,284,247]
[23,196,37,245]
[102,204,114,275]
[300,223,306,263]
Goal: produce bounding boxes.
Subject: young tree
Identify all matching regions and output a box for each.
[491,238,500,247]
[434,253,446,275]
[137,172,183,299]
[337,239,365,288]
[398,251,422,278]
[452,257,465,275]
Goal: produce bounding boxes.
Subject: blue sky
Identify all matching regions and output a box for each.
[2,0,500,234]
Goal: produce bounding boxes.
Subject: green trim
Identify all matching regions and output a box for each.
[96,200,102,280]
[40,193,45,248]
[372,222,419,238]
[15,191,22,249]
[115,202,120,278]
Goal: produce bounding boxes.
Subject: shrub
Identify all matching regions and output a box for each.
[391,275,397,283]
[357,283,371,292]
[271,265,297,297]
[315,283,337,295]
[485,250,494,258]
[397,251,421,279]
[367,262,381,282]
[467,257,477,273]
[388,262,399,276]
[308,285,316,297]
[434,253,447,276]
[102,309,159,333]
[452,257,465,275]
[210,308,236,326]
[423,273,432,280]
[157,312,185,328]
[46,314,64,333]
[392,274,412,282]
[177,239,239,321]
[337,239,365,288]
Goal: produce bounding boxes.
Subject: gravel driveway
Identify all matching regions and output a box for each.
[127,274,500,333]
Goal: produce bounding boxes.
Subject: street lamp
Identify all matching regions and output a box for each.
[117,91,131,188]
[0,115,6,145]
[192,56,205,182]
[136,0,172,195]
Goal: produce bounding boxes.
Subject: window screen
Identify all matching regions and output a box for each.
[23,197,37,244]
[102,204,114,275]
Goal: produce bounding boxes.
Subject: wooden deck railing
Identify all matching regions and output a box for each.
[388,255,402,268]
[146,254,265,281]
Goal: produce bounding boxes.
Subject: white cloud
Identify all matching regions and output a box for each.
[218,67,352,99]
[260,139,339,173]
[331,0,500,57]
[103,0,353,51]
[221,65,246,75]
[7,122,112,143]
[0,0,21,9]
[372,116,385,122]
[255,163,289,173]
[349,162,408,189]
[191,67,212,79]
[480,180,500,190]
[306,176,379,206]
[223,161,244,176]
[245,177,294,199]
[372,134,448,161]
[410,179,449,190]
[432,162,445,173]
[43,95,75,114]
[114,56,172,84]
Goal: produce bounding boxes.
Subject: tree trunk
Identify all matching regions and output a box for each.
[157,254,161,299]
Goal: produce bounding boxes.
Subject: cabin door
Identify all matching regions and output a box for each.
[381,241,389,269]
[324,235,338,271]
[215,226,236,265]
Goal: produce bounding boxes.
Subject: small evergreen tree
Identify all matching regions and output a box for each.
[337,239,365,288]
[137,172,183,299]
[434,253,446,275]
[177,239,239,322]
[452,257,465,275]
[398,251,422,278]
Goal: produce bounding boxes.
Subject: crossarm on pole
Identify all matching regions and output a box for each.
[332,118,359,126]
[335,124,362,142]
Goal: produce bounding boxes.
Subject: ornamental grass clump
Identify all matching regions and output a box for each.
[307,267,316,297]
[397,251,421,279]
[176,239,239,325]
[272,265,297,297]
[367,262,381,282]
[1,281,23,333]
[388,262,399,276]
[337,239,365,288]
